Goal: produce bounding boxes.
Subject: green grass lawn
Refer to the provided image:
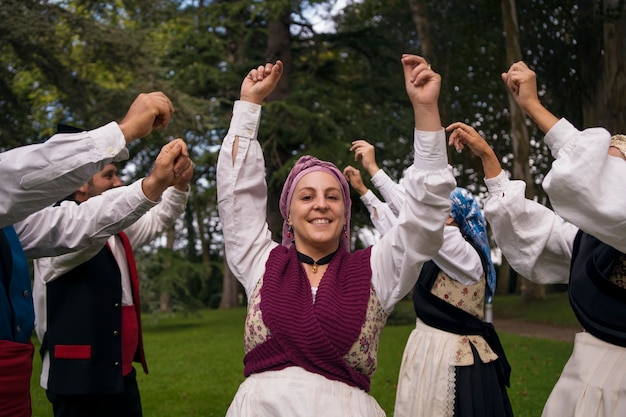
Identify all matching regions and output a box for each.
[492,291,579,327]
[31,295,574,416]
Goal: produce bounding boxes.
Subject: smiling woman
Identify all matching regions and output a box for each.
[280,158,350,283]
[215,55,455,417]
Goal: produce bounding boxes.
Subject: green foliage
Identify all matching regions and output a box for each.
[136,246,221,312]
[0,0,162,146]
[3,0,625,306]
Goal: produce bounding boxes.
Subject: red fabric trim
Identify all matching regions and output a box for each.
[121,305,138,375]
[0,340,33,417]
[54,344,91,360]
[117,232,148,374]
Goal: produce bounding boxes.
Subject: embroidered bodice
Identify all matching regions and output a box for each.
[431,271,498,365]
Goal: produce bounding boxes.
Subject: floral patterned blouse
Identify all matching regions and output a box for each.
[431,270,499,365]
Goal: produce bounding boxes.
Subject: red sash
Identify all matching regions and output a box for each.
[0,339,34,417]
[121,305,138,376]
[117,232,148,374]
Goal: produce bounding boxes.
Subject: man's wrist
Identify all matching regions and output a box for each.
[239,94,263,105]
[141,175,168,202]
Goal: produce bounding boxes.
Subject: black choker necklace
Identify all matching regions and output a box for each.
[297,250,338,273]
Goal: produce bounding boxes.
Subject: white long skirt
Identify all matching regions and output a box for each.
[542,331,626,417]
[225,366,386,417]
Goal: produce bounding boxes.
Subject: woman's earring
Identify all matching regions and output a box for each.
[287,226,293,238]
[343,226,348,238]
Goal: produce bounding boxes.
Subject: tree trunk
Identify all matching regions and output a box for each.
[501,0,545,301]
[159,292,171,314]
[601,1,626,133]
[405,0,450,153]
[266,3,292,102]
[219,252,240,308]
[577,0,604,129]
[496,254,511,295]
[579,0,626,133]
[193,190,211,265]
[406,0,434,60]
[265,0,293,240]
[160,227,176,313]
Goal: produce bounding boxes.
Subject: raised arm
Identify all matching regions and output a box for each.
[402,54,441,132]
[0,92,176,228]
[447,121,576,284]
[15,139,192,260]
[216,61,284,296]
[541,121,626,252]
[346,150,481,287]
[343,165,398,234]
[446,122,503,179]
[483,173,577,285]
[349,140,406,216]
[501,61,559,134]
[118,91,175,143]
[371,55,455,312]
[504,62,626,251]
[124,153,193,248]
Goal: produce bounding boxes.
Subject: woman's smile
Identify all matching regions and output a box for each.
[289,171,345,255]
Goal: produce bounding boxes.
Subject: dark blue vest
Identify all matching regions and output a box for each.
[569,231,626,347]
[0,226,34,344]
[41,246,126,395]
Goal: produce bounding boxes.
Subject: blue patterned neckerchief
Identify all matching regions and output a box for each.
[449,187,496,302]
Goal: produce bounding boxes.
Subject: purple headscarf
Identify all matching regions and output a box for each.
[279,155,352,249]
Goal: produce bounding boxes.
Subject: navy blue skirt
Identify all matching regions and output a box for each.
[454,343,514,417]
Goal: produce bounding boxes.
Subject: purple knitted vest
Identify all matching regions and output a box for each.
[244,244,373,391]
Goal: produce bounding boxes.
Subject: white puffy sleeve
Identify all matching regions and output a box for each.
[216,101,277,297]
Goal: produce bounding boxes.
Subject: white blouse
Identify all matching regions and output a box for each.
[542,118,626,253]
[359,172,483,286]
[216,100,456,313]
[483,170,578,285]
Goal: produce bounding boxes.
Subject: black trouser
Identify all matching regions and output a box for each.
[46,368,142,417]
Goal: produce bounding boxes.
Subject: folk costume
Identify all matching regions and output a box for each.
[33,186,188,417]
[532,119,626,417]
[484,166,626,417]
[216,100,455,416]
[360,181,512,417]
[0,123,134,417]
